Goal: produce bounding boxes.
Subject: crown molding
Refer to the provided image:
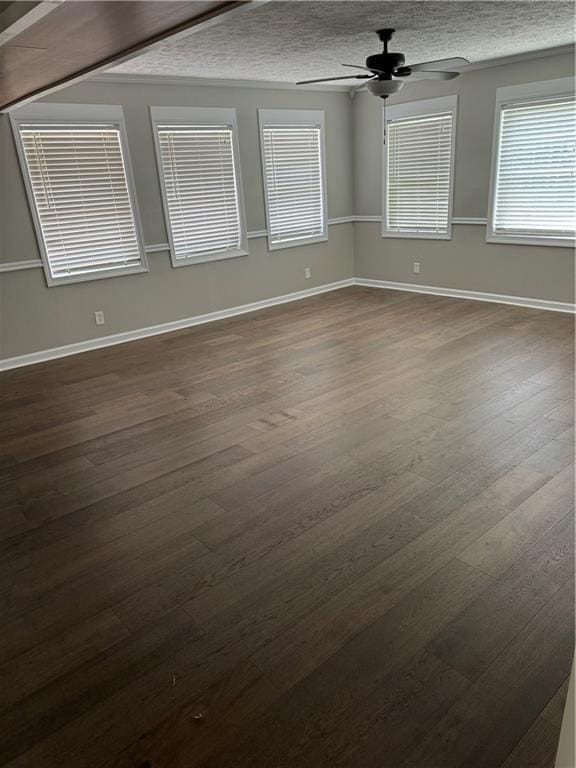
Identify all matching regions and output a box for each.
[459,44,574,73]
[93,44,574,93]
[90,73,351,92]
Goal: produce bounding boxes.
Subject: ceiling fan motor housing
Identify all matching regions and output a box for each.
[366,52,405,74]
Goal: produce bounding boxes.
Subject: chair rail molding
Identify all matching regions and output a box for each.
[0,217,358,271]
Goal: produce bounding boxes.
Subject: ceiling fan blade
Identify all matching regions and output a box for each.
[297,74,373,85]
[402,70,460,81]
[342,63,385,74]
[405,56,469,72]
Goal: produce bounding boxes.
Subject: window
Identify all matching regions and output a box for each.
[150,107,247,266]
[258,109,327,250]
[488,78,575,247]
[11,103,147,286]
[383,95,457,240]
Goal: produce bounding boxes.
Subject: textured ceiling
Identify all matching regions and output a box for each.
[109,0,575,82]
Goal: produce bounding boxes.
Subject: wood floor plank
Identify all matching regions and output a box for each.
[541,677,571,729]
[0,287,572,768]
[199,559,485,768]
[458,463,575,577]
[0,609,130,711]
[402,579,574,768]
[428,512,574,680]
[500,716,561,768]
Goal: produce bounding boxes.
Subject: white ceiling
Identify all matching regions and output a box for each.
[109,0,575,82]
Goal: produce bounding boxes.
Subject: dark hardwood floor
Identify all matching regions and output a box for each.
[0,286,574,768]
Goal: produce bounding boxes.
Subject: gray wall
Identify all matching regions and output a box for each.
[0,80,354,360]
[1,50,575,363]
[353,52,575,303]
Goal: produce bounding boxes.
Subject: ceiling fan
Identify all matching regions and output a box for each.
[297,29,469,99]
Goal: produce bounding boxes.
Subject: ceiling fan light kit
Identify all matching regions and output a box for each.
[367,79,405,98]
[297,28,469,98]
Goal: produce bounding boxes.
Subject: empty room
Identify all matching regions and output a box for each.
[0,1,575,766]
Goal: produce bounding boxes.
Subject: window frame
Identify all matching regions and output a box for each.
[258,108,328,252]
[150,106,248,268]
[10,102,148,287]
[486,77,575,248]
[382,95,458,241]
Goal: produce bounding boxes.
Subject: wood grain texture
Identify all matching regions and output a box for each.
[0,286,573,767]
[0,1,247,110]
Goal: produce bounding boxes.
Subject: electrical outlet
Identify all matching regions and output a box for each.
[413,262,421,274]
[305,267,311,279]
[94,310,105,326]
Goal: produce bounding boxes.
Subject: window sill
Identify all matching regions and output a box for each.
[486,235,575,249]
[171,248,249,267]
[382,229,452,241]
[267,233,329,251]
[46,263,149,287]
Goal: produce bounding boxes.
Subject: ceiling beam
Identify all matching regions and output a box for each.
[0,2,65,44]
[0,0,268,112]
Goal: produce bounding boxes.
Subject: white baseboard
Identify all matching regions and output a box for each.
[0,279,355,371]
[2,276,573,371]
[355,278,576,314]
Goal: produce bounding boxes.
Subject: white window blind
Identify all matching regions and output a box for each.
[17,122,144,282]
[386,112,454,235]
[156,124,244,262]
[261,124,326,246]
[493,98,576,240]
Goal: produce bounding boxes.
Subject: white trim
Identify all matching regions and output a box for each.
[382,95,458,241]
[145,243,169,254]
[90,73,352,93]
[0,279,355,371]
[2,275,573,370]
[458,45,575,73]
[246,218,352,241]
[0,218,357,273]
[383,95,458,123]
[486,234,575,249]
[354,278,575,314]
[258,108,328,251]
[486,79,575,248]
[493,77,574,105]
[358,216,487,226]
[328,216,355,226]
[149,105,249,267]
[0,259,43,273]
[452,217,487,225]
[266,234,329,252]
[91,45,575,93]
[9,102,128,122]
[9,102,149,286]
